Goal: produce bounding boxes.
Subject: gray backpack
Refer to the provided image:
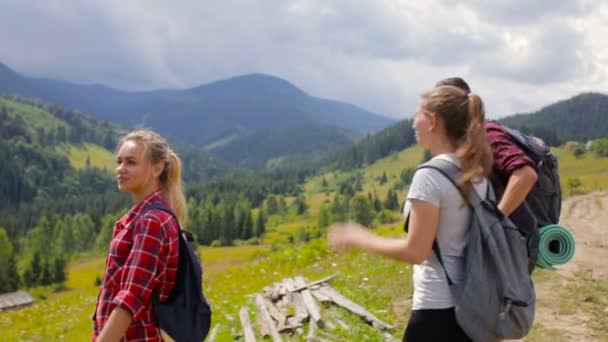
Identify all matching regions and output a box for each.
[406,158,536,342]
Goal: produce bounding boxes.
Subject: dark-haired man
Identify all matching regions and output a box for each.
[436,77,540,273]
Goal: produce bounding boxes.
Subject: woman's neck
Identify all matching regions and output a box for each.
[132,186,160,205]
[430,137,457,157]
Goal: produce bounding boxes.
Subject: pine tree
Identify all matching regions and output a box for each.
[220,204,236,245]
[392,191,401,211]
[380,172,388,185]
[52,257,66,284]
[241,212,254,240]
[385,189,399,210]
[373,192,382,212]
[95,214,116,252]
[294,196,307,215]
[255,211,266,237]
[349,194,374,227]
[0,228,19,292]
[23,268,35,288]
[318,205,331,228]
[39,260,52,286]
[198,203,213,245]
[30,252,42,286]
[7,254,20,291]
[266,195,279,215]
[331,196,346,222]
[278,196,287,214]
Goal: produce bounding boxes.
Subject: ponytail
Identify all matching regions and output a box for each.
[457,94,493,197]
[420,86,493,198]
[162,150,188,228]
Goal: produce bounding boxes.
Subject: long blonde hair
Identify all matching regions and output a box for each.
[420,85,493,197]
[118,129,188,227]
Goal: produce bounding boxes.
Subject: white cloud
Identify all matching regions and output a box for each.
[0,0,605,119]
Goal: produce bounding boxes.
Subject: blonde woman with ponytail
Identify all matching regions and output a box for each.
[93,129,187,342]
[329,85,492,341]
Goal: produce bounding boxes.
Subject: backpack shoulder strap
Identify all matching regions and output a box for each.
[417,158,484,206]
[499,124,550,164]
[136,203,194,242]
[413,158,485,286]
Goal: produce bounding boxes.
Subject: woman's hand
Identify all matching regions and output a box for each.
[328,222,372,251]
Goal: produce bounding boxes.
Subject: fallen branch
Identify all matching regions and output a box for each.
[317,286,392,330]
[206,324,220,342]
[264,298,286,328]
[295,276,322,324]
[311,289,331,304]
[290,274,338,293]
[255,294,283,342]
[239,306,257,342]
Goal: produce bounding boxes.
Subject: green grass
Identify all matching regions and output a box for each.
[56,143,116,171]
[0,225,411,341]
[524,322,571,342]
[553,147,608,196]
[204,224,412,341]
[2,214,608,341]
[555,270,608,338]
[263,218,315,244]
[0,258,104,341]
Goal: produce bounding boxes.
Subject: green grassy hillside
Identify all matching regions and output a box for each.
[56,143,116,171]
[1,96,116,173]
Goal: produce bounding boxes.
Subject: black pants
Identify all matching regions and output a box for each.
[403,308,472,342]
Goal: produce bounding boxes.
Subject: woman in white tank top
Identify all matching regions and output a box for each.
[329,85,494,341]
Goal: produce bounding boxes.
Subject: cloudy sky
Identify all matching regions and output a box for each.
[0,0,606,119]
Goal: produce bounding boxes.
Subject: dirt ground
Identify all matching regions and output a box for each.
[519,191,608,341]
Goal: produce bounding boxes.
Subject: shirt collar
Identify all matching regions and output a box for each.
[118,191,166,229]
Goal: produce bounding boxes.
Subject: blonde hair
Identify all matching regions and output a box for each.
[118,129,188,227]
[420,85,493,197]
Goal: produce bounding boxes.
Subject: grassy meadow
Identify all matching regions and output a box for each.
[56,143,116,171]
[552,147,608,196]
[1,144,608,341]
[0,225,410,341]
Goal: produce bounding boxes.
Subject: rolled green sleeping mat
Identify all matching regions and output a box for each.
[535,224,576,269]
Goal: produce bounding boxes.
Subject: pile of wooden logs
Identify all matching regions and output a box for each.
[237,274,394,341]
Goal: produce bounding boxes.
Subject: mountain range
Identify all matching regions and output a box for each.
[0,63,394,163]
[2,62,607,171]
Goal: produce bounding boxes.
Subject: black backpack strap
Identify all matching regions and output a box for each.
[500,125,552,167]
[413,158,486,287]
[138,203,194,242]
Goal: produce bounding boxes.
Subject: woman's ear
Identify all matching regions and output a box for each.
[152,161,165,179]
[428,112,439,132]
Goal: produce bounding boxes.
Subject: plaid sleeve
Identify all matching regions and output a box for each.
[486,122,535,176]
[112,214,164,321]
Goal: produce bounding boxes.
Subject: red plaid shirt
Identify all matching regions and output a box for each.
[93,191,179,341]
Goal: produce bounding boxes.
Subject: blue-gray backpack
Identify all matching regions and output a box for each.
[141,203,212,342]
[404,158,535,342]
